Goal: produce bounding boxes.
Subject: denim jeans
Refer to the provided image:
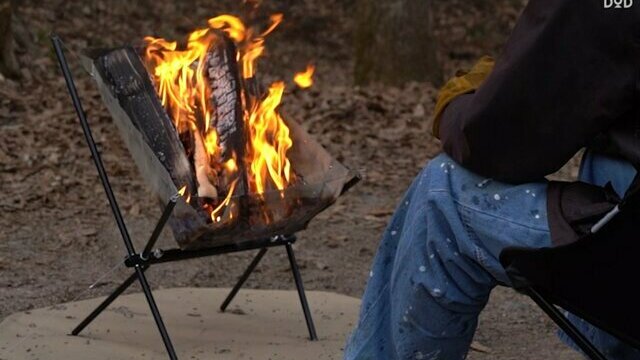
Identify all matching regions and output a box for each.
[344,152,639,360]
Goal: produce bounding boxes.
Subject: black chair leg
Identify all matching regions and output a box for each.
[220,248,269,312]
[135,265,178,360]
[285,243,318,341]
[527,287,608,360]
[53,36,178,358]
[70,265,178,360]
[71,270,140,336]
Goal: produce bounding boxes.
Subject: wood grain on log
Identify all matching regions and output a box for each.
[94,47,197,196]
[207,35,245,163]
[207,33,250,230]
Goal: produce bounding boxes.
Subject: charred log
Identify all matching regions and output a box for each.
[207,35,245,164]
[92,47,197,199]
[207,34,251,226]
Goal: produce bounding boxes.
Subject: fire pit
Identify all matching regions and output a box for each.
[51,8,358,360]
[84,16,357,250]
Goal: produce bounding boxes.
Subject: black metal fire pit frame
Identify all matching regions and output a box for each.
[51,34,318,360]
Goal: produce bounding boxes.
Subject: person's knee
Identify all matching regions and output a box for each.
[418,153,463,193]
[423,153,455,177]
[420,235,495,313]
[387,239,486,347]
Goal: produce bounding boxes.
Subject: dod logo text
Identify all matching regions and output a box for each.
[604,0,633,8]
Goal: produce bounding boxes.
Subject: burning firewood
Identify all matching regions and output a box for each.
[93,47,197,198]
[207,35,244,164]
[192,129,219,199]
[83,10,360,249]
[205,33,250,225]
[142,30,248,222]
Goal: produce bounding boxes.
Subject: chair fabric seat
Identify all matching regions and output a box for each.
[500,194,640,350]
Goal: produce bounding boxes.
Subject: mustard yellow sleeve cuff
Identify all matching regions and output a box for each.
[432,56,495,139]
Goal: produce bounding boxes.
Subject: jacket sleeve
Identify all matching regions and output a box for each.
[439,0,639,183]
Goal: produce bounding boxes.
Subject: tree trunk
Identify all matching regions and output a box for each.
[0,0,19,79]
[354,0,441,86]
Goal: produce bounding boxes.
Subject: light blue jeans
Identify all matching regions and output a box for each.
[344,152,640,360]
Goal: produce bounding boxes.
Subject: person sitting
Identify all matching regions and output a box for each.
[344,0,640,359]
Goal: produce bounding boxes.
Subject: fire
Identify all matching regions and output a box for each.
[209,13,283,79]
[208,15,246,42]
[294,64,315,89]
[246,81,293,194]
[144,30,215,135]
[178,185,191,203]
[208,178,239,223]
[143,11,297,224]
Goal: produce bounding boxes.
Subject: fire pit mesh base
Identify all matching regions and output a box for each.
[176,176,351,250]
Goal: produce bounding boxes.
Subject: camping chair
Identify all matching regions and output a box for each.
[500,171,640,360]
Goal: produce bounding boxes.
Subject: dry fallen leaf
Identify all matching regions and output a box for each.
[364,215,388,223]
[470,340,492,353]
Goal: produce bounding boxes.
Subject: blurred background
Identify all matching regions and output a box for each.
[0,0,581,358]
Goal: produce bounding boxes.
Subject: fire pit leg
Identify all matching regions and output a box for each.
[285,243,318,341]
[220,247,269,312]
[52,34,179,360]
[71,198,176,336]
[135,264,179,360]
[71,270,142,336]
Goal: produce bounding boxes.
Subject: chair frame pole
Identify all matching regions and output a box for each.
[52,34,179,360]
[527,287,608,360]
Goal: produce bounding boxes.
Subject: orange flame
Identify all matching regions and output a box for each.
[143,12,296,223]
[294,64,315,89]
[208,13,283,79]
[178,185,191,203]
[246,81,293,194]
[210,178,239,222]
[144,29,216,139]
[208,15,246,42]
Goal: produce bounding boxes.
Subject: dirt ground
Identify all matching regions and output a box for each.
[1,1,585,359]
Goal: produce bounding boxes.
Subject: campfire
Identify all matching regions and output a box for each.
[83,9,358,249]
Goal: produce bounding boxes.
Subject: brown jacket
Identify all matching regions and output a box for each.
[438,0,640,244]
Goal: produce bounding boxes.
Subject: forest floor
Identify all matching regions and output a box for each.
[1,0,583,359]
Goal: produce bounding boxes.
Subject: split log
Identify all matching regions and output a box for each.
[208,35,245,164]
[94,47,196,194]
[207,34,251,227]
[84,47,209,246]
[354,0,442,86]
